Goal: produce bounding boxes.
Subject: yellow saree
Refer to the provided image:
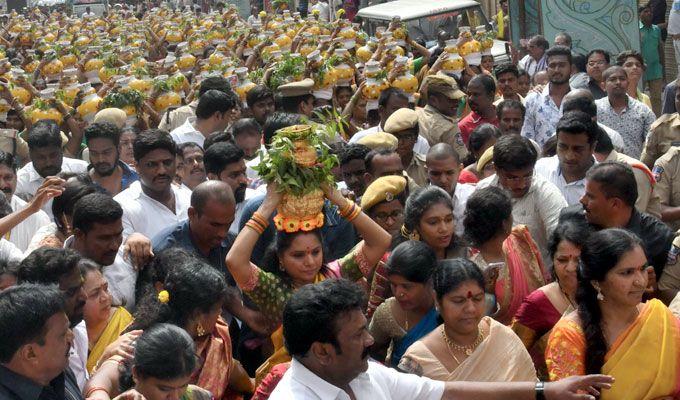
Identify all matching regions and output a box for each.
[547,299,680,399]
[86,307,133,373]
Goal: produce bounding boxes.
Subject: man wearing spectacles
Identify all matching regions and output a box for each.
[477,135,567,264]
[585,49,611,100]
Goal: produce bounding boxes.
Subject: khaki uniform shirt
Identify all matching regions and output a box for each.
[605,150,662,219]
[641,113,680,168]
[659,233,680,297]
[405,153,428,187]
[653,146,680,230]
[415,105,468,161]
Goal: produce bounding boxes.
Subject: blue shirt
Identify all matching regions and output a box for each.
[239,194,358,266]
[119,161,139,191]
[152,219,236,284]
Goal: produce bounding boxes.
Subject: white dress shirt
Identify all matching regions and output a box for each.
[69,321,89,391]
[230,188,258,235]
[15,157,88,219]
[0,238,23,261]
[534,155,595,206]
[269,358,444,400]
[8,195,50,252]
[350,125,431,156]
[477,174,567,264]
[169,117,207,147]
[64,235,137,310]
[452,183,476,238]
[114,181,192,242]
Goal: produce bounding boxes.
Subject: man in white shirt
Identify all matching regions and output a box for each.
[350,88,430,155]
[425,143,475,238]
[518,35,549,79]
[159,76,234,132]
[270,279,613,400]
[477,135,567,264]
[0,151,50,252]
[67,192,139,309]
[15,121,88,219]
[204,142,255,235]
[114,129,191,243]
[170,90,238,148]
[535,111,597,206]
[16,247,89,390]
[82,6,95,17]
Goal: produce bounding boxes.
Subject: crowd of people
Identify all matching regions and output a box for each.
[0,0,679,399]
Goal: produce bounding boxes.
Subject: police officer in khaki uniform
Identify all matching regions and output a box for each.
[383,108,428,187]
[652,146,680,231]
[415,73,468,161]
[357,132,420,193]
[659,232,680,306]
[277,78,315,117]
[641,85,680,168]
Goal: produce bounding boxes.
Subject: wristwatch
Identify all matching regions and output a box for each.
[535,381,546,400]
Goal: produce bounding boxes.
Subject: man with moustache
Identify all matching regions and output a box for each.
[66,193,140,309]
[84,122,138,196]
[270,278,614,400]
[497,100,525,136]
[0,284,83,400]
[114,129,191,243]
[458,74,499,146]
[494,63,523,105]
[15,248,88,390]
[535,111,597,205]
[203,141,254,236]
[560,162,675,303]
[595,66,656,158]
[477,135,567,263]
[176,142,206,191]
[425,143,475,238]
[15,120,88,218]
[522,46,572,148]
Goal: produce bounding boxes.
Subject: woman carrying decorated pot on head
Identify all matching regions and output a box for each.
[225,124,392,384]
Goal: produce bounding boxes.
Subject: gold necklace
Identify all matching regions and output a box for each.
[558,284,576,310]
[441,325,484,356]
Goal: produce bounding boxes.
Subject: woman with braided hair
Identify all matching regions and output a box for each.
[546,229,680,399]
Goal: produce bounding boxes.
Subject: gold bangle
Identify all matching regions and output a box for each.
[347,205,362,221]
[245,220,264,235]
[252,212,269,228]
[339,200,355,217]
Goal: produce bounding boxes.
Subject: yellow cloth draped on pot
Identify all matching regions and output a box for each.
[547,299,680,399]
[86,307,133,373]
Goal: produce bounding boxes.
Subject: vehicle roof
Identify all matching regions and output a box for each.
[357,0,481,21]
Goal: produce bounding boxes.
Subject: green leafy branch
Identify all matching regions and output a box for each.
[254,129,338,196]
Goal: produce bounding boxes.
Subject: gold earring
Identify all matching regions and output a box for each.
[196,323,206,337]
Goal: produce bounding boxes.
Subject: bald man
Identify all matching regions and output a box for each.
[425,143,475,238]
[152,181,273,336]
[152,180,235,270]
